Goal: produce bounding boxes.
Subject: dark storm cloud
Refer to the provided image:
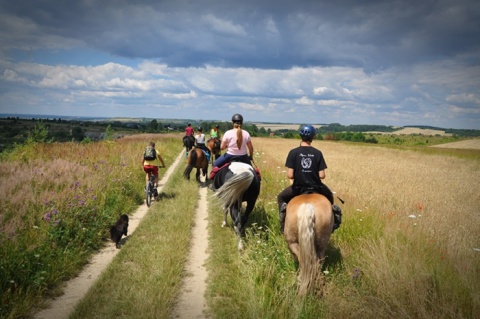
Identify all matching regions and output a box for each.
[0,0,479,129]
[2,0,479,70]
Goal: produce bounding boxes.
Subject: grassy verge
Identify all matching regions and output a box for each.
[0,133,182,318]
[70,157,198,318]
[205,137,479,318]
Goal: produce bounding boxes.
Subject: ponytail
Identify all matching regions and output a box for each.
[234,123,243,149]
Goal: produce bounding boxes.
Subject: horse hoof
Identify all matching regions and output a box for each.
[221,222,227,228]
[238,240,244,251]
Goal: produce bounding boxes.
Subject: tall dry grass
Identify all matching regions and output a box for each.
[3,134,477,318]
[70,156,199,319]
[217,137,480,318]
[0,133,182,318]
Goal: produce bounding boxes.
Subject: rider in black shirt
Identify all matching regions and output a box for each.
[277,125,342,233]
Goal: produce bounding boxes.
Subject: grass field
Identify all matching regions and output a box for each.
[1,134,479,318]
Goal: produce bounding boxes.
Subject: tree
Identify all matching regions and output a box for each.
[148,120,158,132]
[105,124,114,140]
[26,121,49,144]
[71,126,85,141]
[352,132,366,142]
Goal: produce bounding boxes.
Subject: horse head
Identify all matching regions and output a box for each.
[183,135,195,150]
[207,138,222,162]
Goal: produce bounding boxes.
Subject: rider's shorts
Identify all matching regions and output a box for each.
[143,165,159,177]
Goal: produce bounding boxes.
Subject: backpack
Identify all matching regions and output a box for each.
[144,145,156,161]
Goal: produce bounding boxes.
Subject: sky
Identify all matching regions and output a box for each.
[0,0,479,129]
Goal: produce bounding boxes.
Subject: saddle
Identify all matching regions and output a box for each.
[195,146,210,163]
[294,185,331,202]
[209,162,261,190]
[209,163,230,182]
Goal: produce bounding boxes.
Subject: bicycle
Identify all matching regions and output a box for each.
[145,167,161,207]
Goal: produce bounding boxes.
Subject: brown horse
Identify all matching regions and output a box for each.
[207,138,221,164]
[183,147,209,183]
[284,193,333,296]
[183,135,195,158]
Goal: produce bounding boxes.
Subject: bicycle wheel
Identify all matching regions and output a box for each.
[146,183,152,207]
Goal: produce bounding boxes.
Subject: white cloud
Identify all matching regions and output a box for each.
[0,0,478,128]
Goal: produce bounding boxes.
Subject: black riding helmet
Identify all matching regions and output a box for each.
[299,125,316,141]
[197,127,203,131]
[232,113,243,124]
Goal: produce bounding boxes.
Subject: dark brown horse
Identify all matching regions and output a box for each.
[207,138,221,164]
[183,147,209,183]
[183,135,195,158]
[284,193,333,296]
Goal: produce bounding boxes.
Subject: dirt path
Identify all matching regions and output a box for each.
[35,149,210,319]
[171,180,210,319]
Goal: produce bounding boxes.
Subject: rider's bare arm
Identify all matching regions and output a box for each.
[220,140,228,150]
[287,168,294,180]
[319,169,326,180]
[157,154,166,167]
[246,140,254,158]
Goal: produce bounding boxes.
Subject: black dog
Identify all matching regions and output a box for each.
[110,214,129,249]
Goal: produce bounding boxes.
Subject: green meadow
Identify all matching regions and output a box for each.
[1,132,478,318]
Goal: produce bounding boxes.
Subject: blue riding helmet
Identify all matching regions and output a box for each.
[299,125,316,140]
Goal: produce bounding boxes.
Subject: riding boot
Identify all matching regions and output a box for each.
[279,202,287,234]
[332,204,342,232]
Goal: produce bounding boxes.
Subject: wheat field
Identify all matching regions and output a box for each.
[251,137,479,317]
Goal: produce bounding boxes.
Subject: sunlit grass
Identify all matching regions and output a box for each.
[0,133,182,318]
[205,137,479,318]
[71,157,198,319]
[2,134,478,318]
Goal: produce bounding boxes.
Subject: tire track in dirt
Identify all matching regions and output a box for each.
[171,179,210,319]
[35,150,186,319]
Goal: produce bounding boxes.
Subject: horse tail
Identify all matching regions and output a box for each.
[215,170,254,210]
[183,149,197,179]
[297,203,319,296]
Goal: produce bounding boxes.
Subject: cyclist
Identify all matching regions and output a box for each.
[142,141,166,198]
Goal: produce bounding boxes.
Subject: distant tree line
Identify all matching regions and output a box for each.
[402,125,480,137]
[317,123,396,133]
[1,116,479,154]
